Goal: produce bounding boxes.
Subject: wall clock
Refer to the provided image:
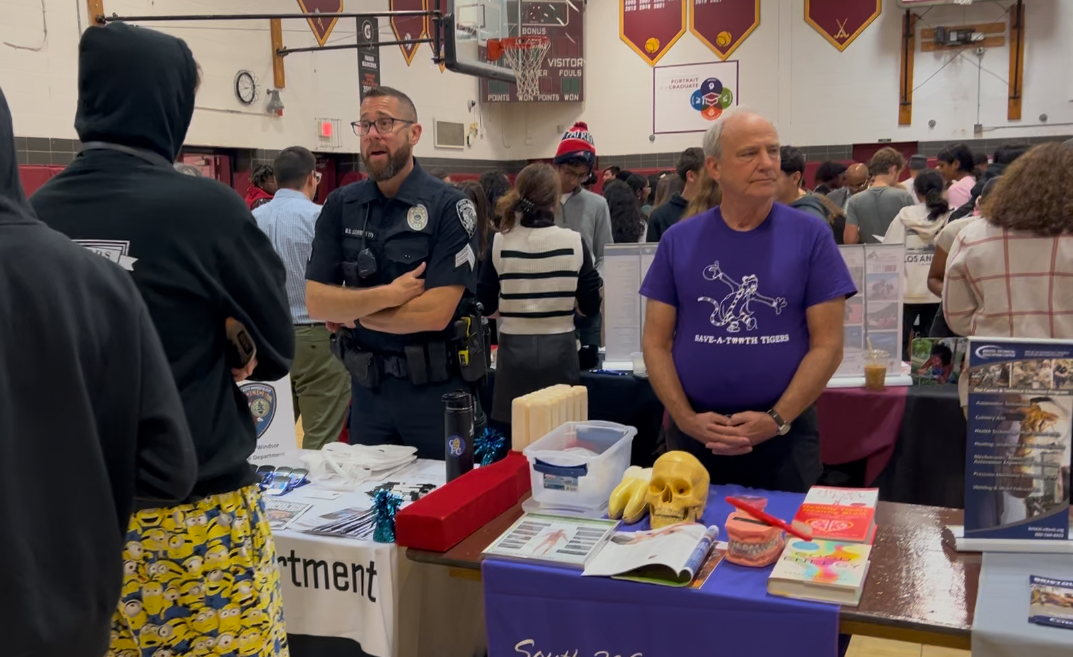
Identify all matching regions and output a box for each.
[235,70,257,106]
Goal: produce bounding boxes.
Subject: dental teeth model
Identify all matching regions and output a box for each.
[724,507,786,568]
[607,466,652,524]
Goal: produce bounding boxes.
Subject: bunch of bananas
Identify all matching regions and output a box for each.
[608,466,652,524]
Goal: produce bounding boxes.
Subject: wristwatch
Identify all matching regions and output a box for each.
[767,409,791,436]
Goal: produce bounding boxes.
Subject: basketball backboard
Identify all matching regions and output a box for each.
[443,0,519,83]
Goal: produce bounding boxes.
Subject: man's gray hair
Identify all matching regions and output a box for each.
[702,106,762,160]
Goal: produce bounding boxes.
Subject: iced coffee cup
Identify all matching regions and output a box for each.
[864,349,888,391]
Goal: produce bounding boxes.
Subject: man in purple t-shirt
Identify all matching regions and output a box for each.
[640,110,857,493]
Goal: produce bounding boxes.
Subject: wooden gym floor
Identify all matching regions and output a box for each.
[848,638,967,657]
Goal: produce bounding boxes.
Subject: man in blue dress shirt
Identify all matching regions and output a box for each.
[254,146,351,449]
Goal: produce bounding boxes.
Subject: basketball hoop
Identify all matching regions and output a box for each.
[489,36,550,102]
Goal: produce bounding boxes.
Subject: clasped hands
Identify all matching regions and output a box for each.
[680,411,781,456]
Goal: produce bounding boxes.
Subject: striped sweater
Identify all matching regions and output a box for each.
[478,224,602,335]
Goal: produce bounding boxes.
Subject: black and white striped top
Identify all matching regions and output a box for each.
[478,225,602,335]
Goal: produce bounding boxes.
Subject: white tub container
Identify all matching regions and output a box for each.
[522,421,637,515]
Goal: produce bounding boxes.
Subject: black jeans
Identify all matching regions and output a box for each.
[350,375,481,460]
[665,406,822,493]
[903,302,941,361]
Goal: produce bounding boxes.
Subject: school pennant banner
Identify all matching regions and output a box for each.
[390,0,429,66]
[690,0,760,61]
[620,0,687,66]
[805,0,882,52]
[296,0,343,47]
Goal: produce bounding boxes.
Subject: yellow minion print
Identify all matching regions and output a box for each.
[141,582,167,616]
[109,486,288,656]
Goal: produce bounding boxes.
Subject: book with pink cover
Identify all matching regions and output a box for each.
[767,539,872,606]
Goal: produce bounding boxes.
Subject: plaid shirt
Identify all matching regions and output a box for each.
[943,219,1073,338]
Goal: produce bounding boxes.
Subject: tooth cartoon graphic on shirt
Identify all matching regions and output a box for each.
[698,261,787,333]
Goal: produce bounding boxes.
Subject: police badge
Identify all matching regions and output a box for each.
[241,382,277,438]
[457,199,477,238]
[407,204,429,231]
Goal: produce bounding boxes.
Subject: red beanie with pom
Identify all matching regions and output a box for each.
[553,121,596,169]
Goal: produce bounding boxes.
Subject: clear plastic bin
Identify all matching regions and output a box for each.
[523,421,637,515]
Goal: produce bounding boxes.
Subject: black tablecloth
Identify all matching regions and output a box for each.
[289,635,371,657]
[486,369,968,508]
[872,385,967,508]
[482,370,665,467]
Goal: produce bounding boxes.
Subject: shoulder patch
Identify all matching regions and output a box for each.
[456,199,478,238]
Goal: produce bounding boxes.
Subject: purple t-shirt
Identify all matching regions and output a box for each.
[640,203,857,412]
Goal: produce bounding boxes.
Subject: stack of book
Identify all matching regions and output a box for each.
[767,487,879,606]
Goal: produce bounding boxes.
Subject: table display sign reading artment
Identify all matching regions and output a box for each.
[835,243,904,378]
[965,338,1073,543]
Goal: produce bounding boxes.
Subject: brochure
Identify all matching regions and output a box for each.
[965,338,1073,541]
[482,513,619,570]
[264,499,313,531]
[910,337,968,385]
[1029,575,1073,630]
[582,523,721,587]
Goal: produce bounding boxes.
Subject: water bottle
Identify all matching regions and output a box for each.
[443,391,475,482]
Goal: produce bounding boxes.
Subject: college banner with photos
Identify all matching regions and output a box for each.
[297,0,344,47]
[690,0,760,60]
[621,0,687,66]
[835,244,904,378]
[964,338,1073,542]
[241,375,300,465]
[805,0,882,52]
[390,0,428,66]
[653,60,739,134]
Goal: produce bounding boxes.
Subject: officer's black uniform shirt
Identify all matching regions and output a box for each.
[306,158,479,354]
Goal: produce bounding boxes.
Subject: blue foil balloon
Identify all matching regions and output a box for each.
[372,489,403,543]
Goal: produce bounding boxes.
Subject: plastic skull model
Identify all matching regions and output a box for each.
[645,451,711,528]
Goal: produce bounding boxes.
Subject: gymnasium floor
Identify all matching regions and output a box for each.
[848,638,967,657]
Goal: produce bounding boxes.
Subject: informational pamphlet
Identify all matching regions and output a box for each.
[264,499,313,531]
[964,338,1073,541]
[482,513,619,570]
[835,243,904,378]
[1029,575,1073,630]
[582,523,721,587]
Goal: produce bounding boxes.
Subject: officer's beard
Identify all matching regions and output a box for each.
[362,142,412,182]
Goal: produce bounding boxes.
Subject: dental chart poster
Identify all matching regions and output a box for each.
[964,338,1073,541]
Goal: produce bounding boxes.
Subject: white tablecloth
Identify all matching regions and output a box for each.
[268,457,486,657]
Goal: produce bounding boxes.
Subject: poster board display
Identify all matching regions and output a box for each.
[964,337,1073,543]
[240,375,301,466]
[834,243,904,380]
[603,244,657,367]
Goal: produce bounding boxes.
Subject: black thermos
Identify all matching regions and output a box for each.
[443,391,475,482]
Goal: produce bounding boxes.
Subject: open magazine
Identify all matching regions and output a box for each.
[582,523,721,587]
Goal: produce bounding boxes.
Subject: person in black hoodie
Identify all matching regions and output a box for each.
[30,23,294,657]
[646,146,704,242]
[0,84,196,657]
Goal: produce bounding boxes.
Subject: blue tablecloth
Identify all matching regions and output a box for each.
[483,485,839,657]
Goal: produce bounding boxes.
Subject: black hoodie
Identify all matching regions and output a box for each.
[0,85,196,656]
[31,22,295,501]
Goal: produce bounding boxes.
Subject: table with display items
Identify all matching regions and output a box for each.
[481,369,968,507]
[408,495,979,650]
[265,457,485,657]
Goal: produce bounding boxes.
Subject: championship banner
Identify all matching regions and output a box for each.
[297,0,343,47]
[805,0,882,52]
[653,61,738,134]
[690,0,760,61]
[390,0,428,66]
[621,0,687,66]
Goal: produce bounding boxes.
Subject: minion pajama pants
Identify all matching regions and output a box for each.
[107,485,289,657]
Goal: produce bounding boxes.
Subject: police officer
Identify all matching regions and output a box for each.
[306,86,484,459]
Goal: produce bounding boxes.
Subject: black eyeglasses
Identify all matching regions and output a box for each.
[351,117,414,137]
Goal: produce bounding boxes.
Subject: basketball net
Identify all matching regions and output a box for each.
[498,37,551,102]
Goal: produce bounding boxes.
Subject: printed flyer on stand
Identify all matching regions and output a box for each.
[964,337,1073,541]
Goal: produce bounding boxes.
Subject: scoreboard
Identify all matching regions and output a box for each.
[481,0,585,103]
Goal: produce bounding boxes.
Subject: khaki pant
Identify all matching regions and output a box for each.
[292,324,351,450]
